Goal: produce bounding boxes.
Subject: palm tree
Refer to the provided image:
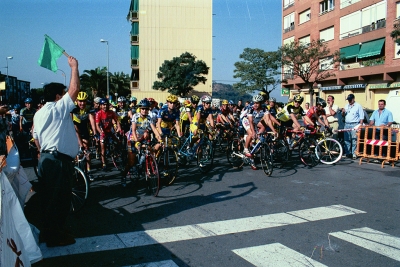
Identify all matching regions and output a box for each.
[80,67,108,98]
[110,71,131,97]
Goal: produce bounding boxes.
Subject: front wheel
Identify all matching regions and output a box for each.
[70,166,89,213]
[146,154,160,196]
[260,145,273,176]
[299,138,319,167]
[316,138,343,164]
[226,138,244,168]
[197,140,214,173]
[157,147,179,185]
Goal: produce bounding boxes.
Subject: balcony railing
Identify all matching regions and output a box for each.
[283,1,294,10]
[340,19,386,40]
[340,57,385,70]
[283,24,295,34]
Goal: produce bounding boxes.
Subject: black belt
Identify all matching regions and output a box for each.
[41,150,74,161]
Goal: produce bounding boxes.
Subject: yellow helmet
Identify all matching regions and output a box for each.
[184,100,191,107]
[166,95,178,103]
[77,92,88,101]
[221,99,228,105]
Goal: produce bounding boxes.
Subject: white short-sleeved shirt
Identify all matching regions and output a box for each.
[33,93,79,158]
[324,104,339,123]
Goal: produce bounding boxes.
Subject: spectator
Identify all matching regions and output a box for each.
[20,98,36,134]
[0,105,9,155]
[304,102,310,113]
[33,56,80,247]
[341,94,364,160]
[324,95,339,139]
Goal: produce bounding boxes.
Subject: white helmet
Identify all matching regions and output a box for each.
[201,95,212,102]
[253,94,264,103]
[117,96,126,102]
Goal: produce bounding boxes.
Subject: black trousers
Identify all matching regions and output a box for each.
[38,152,74,237]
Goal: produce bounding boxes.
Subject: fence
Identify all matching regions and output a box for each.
[356,126,399,168]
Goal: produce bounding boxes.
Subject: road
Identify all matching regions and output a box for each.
[25,151,400,267]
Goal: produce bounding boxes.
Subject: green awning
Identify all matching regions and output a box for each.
[131,45,139,59]
[357,38,385,59]
[340,44,360,59]
[131,22,139,35]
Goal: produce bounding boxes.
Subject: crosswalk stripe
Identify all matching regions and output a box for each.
[232,243,328,267]
[122,260,179,267]
[330,227,400,262]
[40,204,365,258]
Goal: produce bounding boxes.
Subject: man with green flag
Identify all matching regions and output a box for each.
[37,34,67,72]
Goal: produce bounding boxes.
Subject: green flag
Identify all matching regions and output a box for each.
[37,34,65,72]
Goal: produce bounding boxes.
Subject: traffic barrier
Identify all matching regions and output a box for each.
[356,126,399,168]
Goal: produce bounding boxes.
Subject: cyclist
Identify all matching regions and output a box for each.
[95,98,121,171]
[228,100,237,115]
[156,95,182,143]
[128,96,138,119]
[93,97,102,112]
[116,96,130,133]
[242,95,277,169]
[217,100,235,126]
[20,98,36,134]
[188,95,215,152]
[10,104,20,138]
[71,92,97,174]
[305,100,330,129]
[122,99,161,187]
[277,94,308,132]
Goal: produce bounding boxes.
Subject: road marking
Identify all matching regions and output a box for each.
[232,243,328,267]
[122,260,179,267]
[40,204,365,258]
[330,227,400,262]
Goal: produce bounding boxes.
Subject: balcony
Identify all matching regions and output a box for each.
[283,24,295,34]
[283,1,294,10]
[340,19,386,40]
[340,57,385,70]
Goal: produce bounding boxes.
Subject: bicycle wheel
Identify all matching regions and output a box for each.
[157,147,179,185]
[70,166,89,213]
[146,154,160,196]
[316,138,343,164]
[272,139,289,168]
[226,138,244,168]
[260,144,273,176]
[110,140,127,171]
[299,138,319,167]
[197,139,214,173]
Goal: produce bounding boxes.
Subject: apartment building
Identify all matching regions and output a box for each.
[127,0,213,103]
[282,0,400,109]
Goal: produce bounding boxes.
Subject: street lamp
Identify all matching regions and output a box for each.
[57,69,66,86]
[6,56,13,76]
[100,39,109,99]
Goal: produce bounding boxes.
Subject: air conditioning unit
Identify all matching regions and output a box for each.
[130,11,138,20]
[131,81,139,89]
[131,35,139,43]
[131,59,139,66]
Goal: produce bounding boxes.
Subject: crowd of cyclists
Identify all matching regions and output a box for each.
[6,89,337,192]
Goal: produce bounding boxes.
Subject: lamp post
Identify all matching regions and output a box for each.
[100,39,109,99]
[57,69,66,86]
[3,56,13,104]
[6,56,13,76]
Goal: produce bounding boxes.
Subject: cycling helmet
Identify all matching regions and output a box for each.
[316,100,327,108]
[293,95,304,103]
[77,92,88,101]
[253,94,264,103]
[94,97,101,104]
[138,99,151,108]
[147,98,155,102]
[24,98,33,103]
[166,95,178,103]
[99,98,109,105]
[13,104,21,110]
[201,95,212,103]
[191,95,200,103]
[117,96,126,102]
[184,100,191,107]
[269,97,276,102]
[221,99,228,105]
[130,96,137,101]
[228,100,235,105]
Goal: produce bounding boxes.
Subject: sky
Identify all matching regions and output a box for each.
[0,0,284,100]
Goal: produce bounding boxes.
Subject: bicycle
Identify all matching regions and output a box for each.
[156,134,179,185]
[103,132,127,171]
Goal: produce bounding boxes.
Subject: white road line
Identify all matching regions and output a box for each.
[330,227,400,262]
[122,260,179,267]
[41,204,365,258]
[232,243,328,267]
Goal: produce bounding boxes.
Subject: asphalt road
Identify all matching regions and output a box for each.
[24,150,400,267]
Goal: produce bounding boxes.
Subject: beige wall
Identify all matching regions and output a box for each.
[132,0,213,101]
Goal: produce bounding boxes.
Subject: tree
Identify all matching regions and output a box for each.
[390,19,400,55]
[110,71,131,97]
[279,39,340,106]
[233,48,282,99]
[80,67,108,98]
[153,52,209,97]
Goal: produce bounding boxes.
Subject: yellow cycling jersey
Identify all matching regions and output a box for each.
[180,106,194,121]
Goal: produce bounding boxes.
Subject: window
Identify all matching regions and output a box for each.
[340,0,360,9]
[395,42,400,59]
[340,11,361,39]
[283,0,294,9]
[283,36,295,45]
[299,35,310,46]
[397,2,400,18]
[320,27,334,42]
[299,9,311,24]
[362,1,386,28]
[320,0,334,14]
[284,13,295,32]
[319,56,334,70]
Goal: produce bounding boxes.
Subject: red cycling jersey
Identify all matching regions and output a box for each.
[96,110,118,133]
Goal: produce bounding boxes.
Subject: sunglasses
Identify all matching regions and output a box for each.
[140,108,149,110]
[203,102,211,104]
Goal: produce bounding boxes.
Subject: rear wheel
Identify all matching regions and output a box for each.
[271,139,289,168]
[227,138,244,168]
[146,154,160,196]
[299,138,319,167]
[197,140,214,173]
[70,166,89,213]
[260,145,273,176]
[110,139,127,171]
[316,138,343,164]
